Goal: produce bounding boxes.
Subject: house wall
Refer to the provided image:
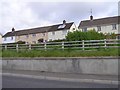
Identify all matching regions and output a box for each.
[48,30,68,41]
[48,23,77,41]
[79,24,118,34]
[69,23,78,32]
[15,32,48,44]
[2,36,15,44]
[0,34,2,44]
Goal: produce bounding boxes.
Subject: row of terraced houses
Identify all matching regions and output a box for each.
[1,15,120,44]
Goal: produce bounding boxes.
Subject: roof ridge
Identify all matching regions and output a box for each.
[14,22,74,32]
[3,22,74,37]
[79,16,119,28]
[81,16,119,22]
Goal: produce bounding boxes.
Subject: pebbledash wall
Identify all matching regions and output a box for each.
[2,57,118,75]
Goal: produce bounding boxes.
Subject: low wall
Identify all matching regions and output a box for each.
[2,57,118,75]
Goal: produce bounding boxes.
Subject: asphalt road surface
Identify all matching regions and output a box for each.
[2,75,118,88]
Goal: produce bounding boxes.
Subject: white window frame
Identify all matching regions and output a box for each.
[52,31,55,35]
[97,26,101,31]
[82,28,87,32]
[112,24,117,30]
[26,35,29,38]
[11,36,13,40]
[4,37,6,41]
[32,34,36,37]
[62,30,67,35]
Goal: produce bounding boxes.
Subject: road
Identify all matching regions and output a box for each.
[2,75,118,88]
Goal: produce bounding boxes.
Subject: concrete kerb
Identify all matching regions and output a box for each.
[2,73,119,85]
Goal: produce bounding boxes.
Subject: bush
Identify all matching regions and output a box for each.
[66,30,116,41]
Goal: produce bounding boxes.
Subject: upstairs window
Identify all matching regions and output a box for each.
[42,33,45,36]
[97,26,101,31]
[4,38,6,41]
[82,28,87,32]
[52,31,55,35]
[11,36,13,40]
[26,35,29,38]
[62,30,67,35]
[112,24,117,30]
[32,34,36,37]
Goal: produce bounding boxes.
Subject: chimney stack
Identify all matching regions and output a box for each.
[12,27,15,32]
[90,15,93,20]
[63,20,66,24]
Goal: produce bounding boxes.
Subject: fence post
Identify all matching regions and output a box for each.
[29,44,31,50]
[44,42,46,51]
[62,42,64,50]
[82,40,84,50]
[5,45,7,50]
[16,44,18,52]
[104,39,107,49]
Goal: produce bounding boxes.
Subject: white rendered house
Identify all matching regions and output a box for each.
[48,20,77,41]
[78,16,120,38]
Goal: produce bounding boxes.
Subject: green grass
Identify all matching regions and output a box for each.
[2,48,119,57]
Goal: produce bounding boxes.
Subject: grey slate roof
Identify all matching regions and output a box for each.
[78,16,120,28]
[3,22,74,37]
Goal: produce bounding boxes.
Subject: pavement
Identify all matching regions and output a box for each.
[2,69,119,85]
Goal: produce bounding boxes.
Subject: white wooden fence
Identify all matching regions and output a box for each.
[1,39,120,51]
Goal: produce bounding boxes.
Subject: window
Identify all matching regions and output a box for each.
[117,35,120,39]
[62,30,67,35]
[58,24,66,29]
[82,28,87,32]
[32,34,36,37]
[73,28,75,30]
[11,37,13,40]
[26,35,29,38]
[97,26,101,31]
[4,38,6,41]
[112,24,117,30]
[42,33,45,36]
[52,31,55,35]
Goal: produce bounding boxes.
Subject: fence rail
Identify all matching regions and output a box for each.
[0,39,120,51]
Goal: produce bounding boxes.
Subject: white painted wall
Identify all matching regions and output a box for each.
[79,24,119,34]
[48,23,77,41]
[0,34,2,44]
[48,30,68,41]
[69,23,78,32]
[2,36,15,44]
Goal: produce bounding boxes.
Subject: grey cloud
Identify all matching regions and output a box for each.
[27,2,118,25]
[0,1,118,34]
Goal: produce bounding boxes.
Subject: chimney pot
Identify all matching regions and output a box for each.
[90,15,93,20]
[12,27,15,32]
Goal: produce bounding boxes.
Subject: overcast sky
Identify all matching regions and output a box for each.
[0,0,119,35]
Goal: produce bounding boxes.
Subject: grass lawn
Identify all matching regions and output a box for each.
[1,48,119,57]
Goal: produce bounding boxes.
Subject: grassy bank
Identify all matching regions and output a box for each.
[1,48,119,57]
